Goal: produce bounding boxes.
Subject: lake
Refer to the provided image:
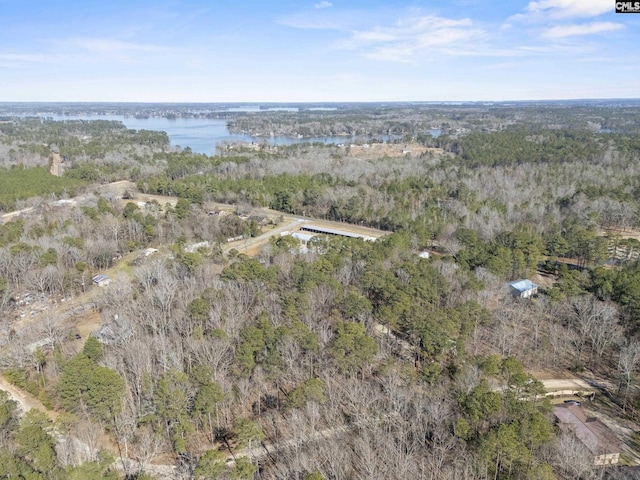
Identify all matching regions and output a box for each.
[44,114,440,156]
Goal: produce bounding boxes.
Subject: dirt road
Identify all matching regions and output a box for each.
[0,374,55,418]
[49,152,63,177]
[539,378,595,395]
[1,206,34,224]
[224,220,303,255]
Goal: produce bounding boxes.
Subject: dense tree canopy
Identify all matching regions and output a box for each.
[1,105,640,479]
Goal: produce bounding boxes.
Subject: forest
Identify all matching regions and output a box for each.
[0,103,640,479]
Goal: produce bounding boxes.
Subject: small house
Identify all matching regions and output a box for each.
[509,279,538,298]
[292,232,315,248]
[92,274,111,287]
[554,404,621,465]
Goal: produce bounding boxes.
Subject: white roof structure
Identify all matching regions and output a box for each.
[292,232,315,242]
[509,279,537,292]
[92,274,110,284]
[301,224,374,241]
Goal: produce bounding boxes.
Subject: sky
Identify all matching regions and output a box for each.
[0,0,638,102]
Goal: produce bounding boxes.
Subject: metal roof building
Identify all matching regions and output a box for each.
[292,232,315,243]
[509,279,538,298]
[554,404,621,465]
[300,224,375,241]
[92,274,111,287]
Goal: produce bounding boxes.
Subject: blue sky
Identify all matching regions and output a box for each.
[0,0,637,102]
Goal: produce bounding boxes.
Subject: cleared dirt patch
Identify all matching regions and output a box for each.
[0,374,56,419]
[540,378,595,396]
[347,142,443,160]
[49,152,63,177]
[73,310,102,341]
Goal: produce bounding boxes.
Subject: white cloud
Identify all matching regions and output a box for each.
[0,38,179,71]
[51,38,182,65]
[0,53,51,62]
[338,14,488,63]
[0,52,75,69]
[517,43,594,54]
[279,13,345,30]
[522,0,612,19]
[314,1,332,9]
[542,21,624,38]
[74,38,170,55]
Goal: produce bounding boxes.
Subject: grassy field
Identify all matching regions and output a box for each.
[0,166,86,211]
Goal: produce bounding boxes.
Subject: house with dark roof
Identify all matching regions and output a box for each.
[554,404,621,465]
[509,279,538,298]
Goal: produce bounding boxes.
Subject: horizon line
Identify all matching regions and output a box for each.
[1,98,640,105]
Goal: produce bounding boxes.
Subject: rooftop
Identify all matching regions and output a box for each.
[509,279,537,292]
[554,404,621,456]
[292,232,315,242]
[301,224,374,241]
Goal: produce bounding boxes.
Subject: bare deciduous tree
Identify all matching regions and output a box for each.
[571,295,620,365]
[545,431,597,480]
[618,339,640,411]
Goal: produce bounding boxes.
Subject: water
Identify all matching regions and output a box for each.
[45,114,251,155]
[227,106,299,112]
[42,114,440,156]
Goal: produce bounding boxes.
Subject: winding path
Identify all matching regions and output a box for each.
[0,374,54,418]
